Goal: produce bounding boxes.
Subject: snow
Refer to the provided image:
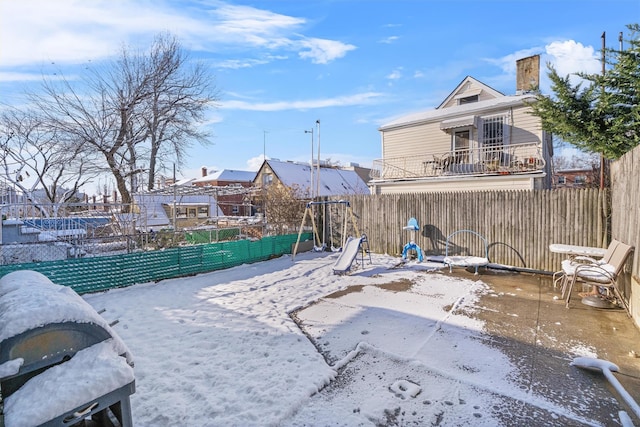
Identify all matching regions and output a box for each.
[0,359,22,379]
[4,340,134,427]
[0,271,131,364]
[0,252,614,426]
[267,159,369,196]
[379,93,537,130]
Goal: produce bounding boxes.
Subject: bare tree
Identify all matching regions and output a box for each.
[263,184,308,235]
[0,108,99,217]
[144,33,217,190]
[26,33,218,211]
[29,54,150,211]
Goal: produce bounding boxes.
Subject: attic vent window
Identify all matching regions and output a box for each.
[453,88,482,105]
[458,95,478,105]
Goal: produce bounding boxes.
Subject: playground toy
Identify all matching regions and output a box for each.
[443,229,489,275]
[332,234,371,275]
[401,217,423,262]
[292,200,361,260]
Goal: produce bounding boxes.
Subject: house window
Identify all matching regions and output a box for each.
[232,205,239,214]
[262,173,273,187]
[198,207,208,218]
[482,116,504,147]
[458,95,478,105]
[453,130,470,163]
[481,115,508,163]
[574,175,586,185]
[557,176,566,184]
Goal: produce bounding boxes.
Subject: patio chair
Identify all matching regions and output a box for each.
[443,230,489,275]
[564,241,634,312]
[553,239,621,297]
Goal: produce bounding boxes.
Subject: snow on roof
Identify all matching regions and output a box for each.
[130,193,224,230]
[266,160,369,197]
[173,178,195,186]
[379,93,536,130]
[193,169,256,184]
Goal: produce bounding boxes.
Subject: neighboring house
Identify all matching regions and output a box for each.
[253,159,370,199]
[130,193,223,231]
[553,168,597,188]
[192,167,256,216]
[370,55,553,194]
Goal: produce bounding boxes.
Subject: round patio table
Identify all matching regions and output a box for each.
[548,243,607,259]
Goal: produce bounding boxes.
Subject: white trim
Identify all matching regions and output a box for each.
[453,88,482,99]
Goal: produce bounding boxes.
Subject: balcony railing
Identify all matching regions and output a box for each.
[370,142,545,180]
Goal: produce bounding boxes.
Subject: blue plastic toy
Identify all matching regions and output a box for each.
[402,241,424,262]
[401,217,423,262]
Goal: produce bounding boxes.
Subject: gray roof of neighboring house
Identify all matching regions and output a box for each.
[265,159,370,197]
[192,169,256,184]
[379,93,536,130]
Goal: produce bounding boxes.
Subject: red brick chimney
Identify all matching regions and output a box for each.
[201,166,207,177]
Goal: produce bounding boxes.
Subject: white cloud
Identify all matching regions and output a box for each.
[484,47,543,77]
[483,40,600,94]
[246,155,267,171]
[387,68,403,80]
[220,92,384,111]
[0,72,50,83]
[0,0,354,70]
[214,58,272,69]
[545,40,600,80]
[298,38,357,64]
[379,36,400,44]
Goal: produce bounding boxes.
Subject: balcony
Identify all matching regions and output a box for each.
[370,142,545,180]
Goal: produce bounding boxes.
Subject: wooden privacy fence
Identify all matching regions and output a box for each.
[333,189,609,273]
[611,146,640,320]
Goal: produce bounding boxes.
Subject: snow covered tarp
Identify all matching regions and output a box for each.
[0,270,135,426]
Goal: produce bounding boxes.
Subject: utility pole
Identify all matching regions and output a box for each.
[315,120,321,198]
[600,31,606,190]
[263,130,268,160]
[305,128,314,197]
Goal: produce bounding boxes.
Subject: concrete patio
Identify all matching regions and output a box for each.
[292,264,640,426]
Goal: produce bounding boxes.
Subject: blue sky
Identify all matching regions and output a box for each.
[1,0,638,188]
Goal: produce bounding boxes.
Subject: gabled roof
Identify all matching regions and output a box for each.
[379,75,538,131]
[261,159,369,197]
[379,93,536,131]
[192,169,255,184]
[437,76,503,109]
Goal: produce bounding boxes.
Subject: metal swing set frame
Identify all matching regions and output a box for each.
[292,200,361,260]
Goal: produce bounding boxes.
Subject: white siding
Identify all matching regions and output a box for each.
[383,122,450,159]
[510,105,542,145]
[370,175,539,195]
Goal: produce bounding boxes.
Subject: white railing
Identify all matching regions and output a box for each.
[370,142,545,180]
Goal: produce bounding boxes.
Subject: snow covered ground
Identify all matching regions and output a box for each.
[2,251,618,426]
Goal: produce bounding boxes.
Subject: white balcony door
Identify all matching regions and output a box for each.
[453,129,471,163]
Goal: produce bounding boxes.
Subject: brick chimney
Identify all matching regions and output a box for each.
[201,166,207,177]
[516,55,540,93]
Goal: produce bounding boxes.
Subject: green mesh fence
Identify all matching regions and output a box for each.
[0,233,311,294]
[185,228,241,244]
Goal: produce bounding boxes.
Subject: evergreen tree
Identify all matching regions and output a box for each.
[530,24,639,159]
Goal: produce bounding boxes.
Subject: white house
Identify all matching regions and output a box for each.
[369,55,553,194]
